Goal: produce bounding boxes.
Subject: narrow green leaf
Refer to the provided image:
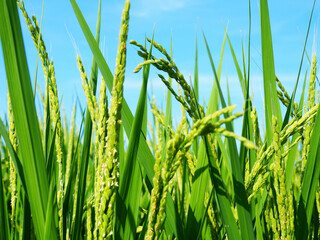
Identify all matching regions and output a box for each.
[63,116,84,221]
[0,1,54,238]
[187,29,242,240]
[247,0,251,85]
[282,0,315,129]
[255,203,264,240]
[202,28,254,240]
[193,33,199,157]
[46,119,57,181]
[166,194,185,239]
[225,32,246,97]
[216,136,232,182]
[241,37,247,87]
[285,71,307,191]
[21,189,31,239]
[194,33,199,102]
[196,188,215,240]
[117,32,154,240]
[245,0,256,173]
[44,177,58,239]
[260,0,282,145]
[205,138,241,240]
[297,107,320,238]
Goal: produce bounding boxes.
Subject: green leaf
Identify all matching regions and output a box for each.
[285,71,307,191]
[21,189,32,239]
[260,0,282,144]
[186,28,242,240]
[0,0,54,238]
[225,31,246,98]
[117,33,154,239]
[44,177,58,239]
[202,27,254,240]
[192,33,199,157]
[282,0,316,129]
[297,107,320,238]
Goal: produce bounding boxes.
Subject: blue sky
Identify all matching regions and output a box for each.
[0,0,318,131]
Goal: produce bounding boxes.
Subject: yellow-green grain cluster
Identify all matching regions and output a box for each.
[96,1,130,238]
[301,54,317,173]
[17,1,65,237]
[7,94,18,235]
[272,116,294,239]
[145,105,255,239]
[65,105,76,192]
[131,39,204,120]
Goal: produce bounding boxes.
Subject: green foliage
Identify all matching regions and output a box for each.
[0,0,320,239]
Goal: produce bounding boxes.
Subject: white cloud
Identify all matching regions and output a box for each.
[159,1,185,11]
[132,0,187,18]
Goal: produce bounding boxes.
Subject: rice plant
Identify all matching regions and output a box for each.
[0,0,320,239]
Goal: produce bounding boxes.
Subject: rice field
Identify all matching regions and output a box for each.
[0,0,320,239]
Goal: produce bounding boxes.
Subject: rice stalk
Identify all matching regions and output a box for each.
[98,1,130,238]
[272,116,291,239]
[64,105,76,193]
[77,55,98,131]
[7,93,18,235]
[301,54,317,173]
[94,78,108,239]
[131,39,204,120]
[17,2,65,237]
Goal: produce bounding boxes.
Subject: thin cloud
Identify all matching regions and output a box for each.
[132,0,187,18]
